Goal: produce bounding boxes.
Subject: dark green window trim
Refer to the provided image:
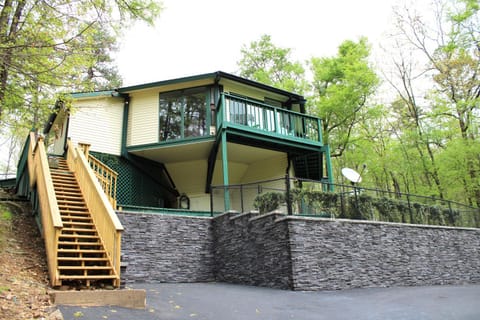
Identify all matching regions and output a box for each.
[158,86,211,142]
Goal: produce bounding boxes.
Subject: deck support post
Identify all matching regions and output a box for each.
[221,130,230,211]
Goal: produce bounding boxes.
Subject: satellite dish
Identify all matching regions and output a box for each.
[342,167,362,184]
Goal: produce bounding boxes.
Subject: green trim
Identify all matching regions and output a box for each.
[117,71,305,102]
[121,95,130,157]
[224,124,323,152]
[322,145,334,191]
[70,90,117,99]
[126,136,215,152]
[221,130,230,211]
[16,133,31,185]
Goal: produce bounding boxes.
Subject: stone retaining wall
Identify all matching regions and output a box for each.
[117,212,214,283]
[285,217,480,290]
[213,211,292,289]
[118,211,480,290]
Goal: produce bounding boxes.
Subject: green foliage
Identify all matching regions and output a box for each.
[0,0,163,131]
[253,192,285,214]
[237,34,308,94]
[308,37,379,158]
[290,189,473,227]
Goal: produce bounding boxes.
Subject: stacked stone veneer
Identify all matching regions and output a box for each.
[117,212,215,283]
[213,212,292,289]
[286,217,480,290]
[117,210,480,290]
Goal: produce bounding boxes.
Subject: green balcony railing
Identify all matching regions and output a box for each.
[217,93,322,144]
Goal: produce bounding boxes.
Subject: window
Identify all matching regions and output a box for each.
[159,88,207,141]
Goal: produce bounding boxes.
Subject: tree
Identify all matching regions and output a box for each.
[385,0,480,205]
[0,0,162,126]
[237,34,308,94]
[0,0,162,177]
[308,37,379,158]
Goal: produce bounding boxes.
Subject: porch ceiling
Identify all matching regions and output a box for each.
[128,140,215,163]
[221,143,284,164]
[128,140,284,165]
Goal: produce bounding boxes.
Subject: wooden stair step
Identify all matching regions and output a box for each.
[61,221,94,227]
[58,275,118,280]
[59,209,89,214]
[53,185,81,191]
[55,189,81,195]
[61,227,97,233]
[58,241,101,246]
[58,205,88,211]
[51,174,75,179]
[58,248,106,253]
[61,215,92,221]
[50,168,73,173]
[57,257,109,262]
[59,234,99,239]
[58,266,112,270]
[57,199,84,204]
[52,173,77,184]
[55,190,83,199]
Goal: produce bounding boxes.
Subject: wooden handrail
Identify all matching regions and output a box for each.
[66,139,123,286]
[90,157,117,208]
[27,132,63,287]
[77,142,118,208]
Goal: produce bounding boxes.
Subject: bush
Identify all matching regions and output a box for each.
[254,192,285,214]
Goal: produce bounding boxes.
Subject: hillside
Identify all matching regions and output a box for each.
[0,189,59,319]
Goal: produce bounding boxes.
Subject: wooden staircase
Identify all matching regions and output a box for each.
[50,157,118,287]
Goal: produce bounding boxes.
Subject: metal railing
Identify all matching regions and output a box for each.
[210,176,480,228]
[218,93,322,144]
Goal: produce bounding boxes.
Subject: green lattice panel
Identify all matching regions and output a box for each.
[91,152,168,207]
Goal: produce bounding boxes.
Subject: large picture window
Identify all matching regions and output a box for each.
[159,88,207,141]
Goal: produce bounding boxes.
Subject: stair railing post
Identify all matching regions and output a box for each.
[78,142,91,159]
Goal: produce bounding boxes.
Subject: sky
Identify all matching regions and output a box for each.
[115,0,401,86]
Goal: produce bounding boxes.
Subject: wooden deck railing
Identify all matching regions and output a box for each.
[78,143,118,209]
[219,93,323,144]
[66,139,124,286]
[27,132,63,287]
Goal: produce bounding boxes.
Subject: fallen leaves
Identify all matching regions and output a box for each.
[0,198,56,319]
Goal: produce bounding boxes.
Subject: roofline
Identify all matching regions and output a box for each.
[117,71,305,102]
[70,90,117,99]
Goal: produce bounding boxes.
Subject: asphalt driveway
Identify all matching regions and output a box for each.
[58,282,480,320]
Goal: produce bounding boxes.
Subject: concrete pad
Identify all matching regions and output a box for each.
[50,289,146,309]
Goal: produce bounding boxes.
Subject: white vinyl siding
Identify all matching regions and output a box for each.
[68,98,124,155]
[127,92,159,146]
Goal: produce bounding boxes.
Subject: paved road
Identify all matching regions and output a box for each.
[58,283,480,320]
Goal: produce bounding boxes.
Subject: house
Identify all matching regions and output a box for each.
[16,72,478,292]
[15,71,333,288]
[44,71,333,213]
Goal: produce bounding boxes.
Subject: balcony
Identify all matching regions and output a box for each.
[217,93,323,146]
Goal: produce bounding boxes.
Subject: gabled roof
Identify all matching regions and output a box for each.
[117,71,305,103]
[68,71,305,103]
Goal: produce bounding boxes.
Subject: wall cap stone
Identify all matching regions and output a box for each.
[249,211,285,223]
[277,215,480,232]
[117,211,212,220]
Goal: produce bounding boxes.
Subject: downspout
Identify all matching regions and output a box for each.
[286,153,292,215]
[116,91,130,158]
